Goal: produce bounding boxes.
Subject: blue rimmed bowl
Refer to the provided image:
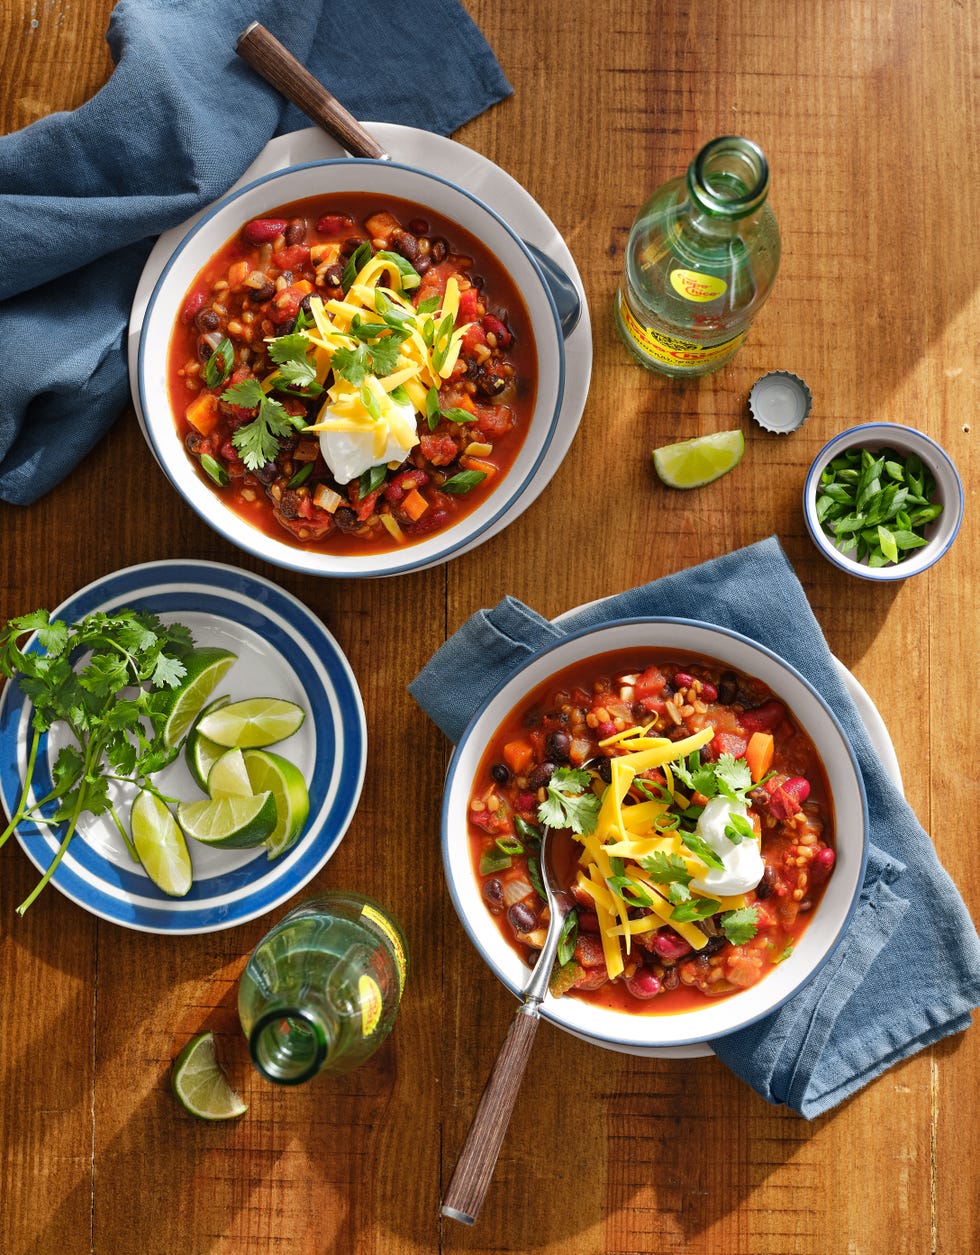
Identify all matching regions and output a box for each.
[136,159,567,578]
[803,423,964,581]
[441,617,868,1053]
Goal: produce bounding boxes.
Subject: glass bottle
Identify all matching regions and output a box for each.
[616,135,780,377]
[238,891,408,1085]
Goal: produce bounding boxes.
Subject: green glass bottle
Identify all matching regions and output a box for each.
[616,136,780,377]
[238,891,408,1085]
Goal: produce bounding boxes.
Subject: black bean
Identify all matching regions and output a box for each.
[194,308,220,333]
[333,506,359,532]
[528,762,556,791]
[391,230,420,263]
[717,670,739,705]
[196,336,215,364]
[323,264,344,289]
[253,462,279,486]
[544,730,571,762]
[284,218,307,245]
[408,217,429,234]
[249,281,276,304]
[429,237,448,263]
[490,763,510,784]
[482,878,504,913]
[595,758,613,784]
[755,866,775,900]
[508,900,538,935]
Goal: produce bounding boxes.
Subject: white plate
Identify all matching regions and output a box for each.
[127,123,592,570]
[0,561,366,933]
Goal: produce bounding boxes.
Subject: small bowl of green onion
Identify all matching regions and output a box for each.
[803,423,963,581]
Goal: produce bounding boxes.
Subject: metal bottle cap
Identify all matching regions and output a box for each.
[748,371,813,433]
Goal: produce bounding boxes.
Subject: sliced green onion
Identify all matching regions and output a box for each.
[199,454,228,487]
[442,469,487,494]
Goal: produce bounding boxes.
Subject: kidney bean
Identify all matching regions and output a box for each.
[482,878,504,913]
[699,681,718,702]
[508,900,539,935]
[316,213,355,234]
[652,927,693,961]
[625,969,662,999]
[577,910,600,933]
[811,846,836,881]
[740,700,786,733]
[528,762,556,791]
[243,217,287,244]
[482,314,512,347]
[673,672,696,689]
[405,506,449,535]
[181,289,207,325]
[596,719,616,740]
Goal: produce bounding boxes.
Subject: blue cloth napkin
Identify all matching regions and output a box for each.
[409,537,980,1117]
[0,0,511,505]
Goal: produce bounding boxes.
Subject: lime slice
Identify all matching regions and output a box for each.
[185,694,232,791]
[156,647,237,748]
[130,790,193,897]
[652,429,745,489]
[177,792,277,848]
[243,749,311,859]
[195,697,306,749]
[172,1032,248,1121]
[207,748,254,799]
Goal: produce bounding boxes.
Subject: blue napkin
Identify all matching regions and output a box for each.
[0,0,511,505]
[409,537,980,1117]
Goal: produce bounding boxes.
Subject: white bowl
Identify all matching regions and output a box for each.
[137,159,566,578]
[803,422,963,581]
[441,618,869,1051]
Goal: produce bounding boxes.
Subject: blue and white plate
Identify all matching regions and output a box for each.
[0,561,366,933]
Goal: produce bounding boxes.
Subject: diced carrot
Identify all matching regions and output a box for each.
[364,211,401,240]
[503,739,534,774]
[745,732,774,783]
[459,455,497,478]
[401,488,429,521]
[185,391,219,435]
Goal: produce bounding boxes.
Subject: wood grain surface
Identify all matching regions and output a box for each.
[1,1,977,1252]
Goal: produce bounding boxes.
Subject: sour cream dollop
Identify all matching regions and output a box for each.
[689,795,765,897]
[317,394,418,486]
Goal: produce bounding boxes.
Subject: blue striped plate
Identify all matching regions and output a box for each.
[0,561,366,933]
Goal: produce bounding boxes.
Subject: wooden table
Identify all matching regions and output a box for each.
[2,2,977,1252]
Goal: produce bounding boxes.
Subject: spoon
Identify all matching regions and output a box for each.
[235,22,581,337]
[440,822,572,1226]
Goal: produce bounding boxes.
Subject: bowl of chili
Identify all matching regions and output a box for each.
[803,422,964,580]
[137,159,567,576]
[441,618,868,1051]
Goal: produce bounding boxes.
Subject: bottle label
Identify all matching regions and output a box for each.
[361,902,407,996]
[619,294,746,368]
[670,269,727,302]
[359,974,383,1037]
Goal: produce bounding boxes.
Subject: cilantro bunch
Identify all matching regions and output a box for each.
[0,609,196,914]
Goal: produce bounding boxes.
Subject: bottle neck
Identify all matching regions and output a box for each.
[248,1004,338,1085]
[686,135,770,221]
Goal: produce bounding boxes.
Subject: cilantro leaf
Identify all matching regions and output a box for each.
[537,767,601,836]
[607,875,656,908]
[714,753,753,800]
[670,896,721,923]
[331,343,372,386]
[221,382,299,471]
[720,906,760,945]
[640,850,692,886]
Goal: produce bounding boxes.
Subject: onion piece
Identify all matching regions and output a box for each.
[502,877,533,907]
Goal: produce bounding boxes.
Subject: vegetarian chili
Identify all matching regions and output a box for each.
[468,650,836,1014]
[167,194,536,554]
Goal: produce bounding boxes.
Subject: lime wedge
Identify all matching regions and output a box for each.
[156,647,237,748]
[207,748,254,799]
[177,792,277,848]
[652,429,745,489]
[130,790,193,897]
[243,749,311,859]
[185,694,232,791]
[172,1032,247,1121]
[195,697,306,749]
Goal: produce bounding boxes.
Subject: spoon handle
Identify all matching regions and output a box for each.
[441,1007,540,1226]
[235,22,389,161]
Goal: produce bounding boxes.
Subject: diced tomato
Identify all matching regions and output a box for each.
[272,243,311,272]
[461,323,488,353]
[419,431,459,466]
[574,934,607,969]
[634,667,668,700]
[710,731,748,759]
[474,405,513,439]
[458,287,482,321]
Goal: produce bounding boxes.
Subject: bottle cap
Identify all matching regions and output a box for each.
[748,371,812,434]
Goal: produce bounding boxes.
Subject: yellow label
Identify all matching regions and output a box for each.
[669,269,727,302]
[619,295,745,368]
[359,974,382,1037]
[360,902,407,996]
